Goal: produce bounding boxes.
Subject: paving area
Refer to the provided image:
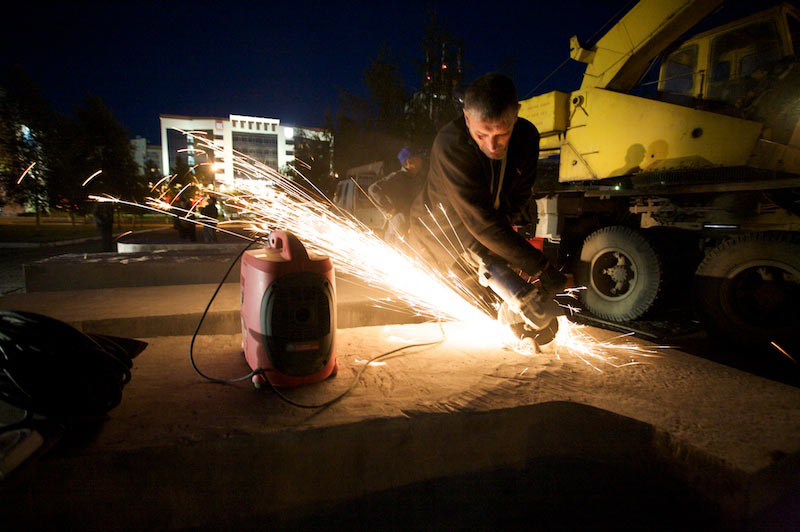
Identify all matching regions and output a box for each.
[1,323,799,529]
[1,231,799,529]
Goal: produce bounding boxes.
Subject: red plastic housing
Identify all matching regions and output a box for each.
[240,231,337,388]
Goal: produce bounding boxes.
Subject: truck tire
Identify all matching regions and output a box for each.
[693,233,800,346]
[577,226,662,321]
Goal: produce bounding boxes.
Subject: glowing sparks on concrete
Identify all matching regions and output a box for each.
[91,130,661,369]
[16,162,35,184]
[445,320,520,350]
[545,317,662,371]
[81,169,103,187]
[354,359,388,367]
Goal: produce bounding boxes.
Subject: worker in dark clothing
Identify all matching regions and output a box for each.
[368,147,426,245]
[199,195,219,243]
[172,195,196,242]
[93,202,115,252]
[408,73,566,343]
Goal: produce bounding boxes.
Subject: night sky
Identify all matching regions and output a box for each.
[1,1,768,144]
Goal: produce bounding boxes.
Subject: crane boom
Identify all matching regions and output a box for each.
[575,0,723,92]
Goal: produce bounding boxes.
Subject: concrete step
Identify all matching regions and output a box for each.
[0,279,422,337]
[24,248,247,292]
[24,224,263,292]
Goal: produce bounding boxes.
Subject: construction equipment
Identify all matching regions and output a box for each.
[240,231,337,388]
[518,0,800,346]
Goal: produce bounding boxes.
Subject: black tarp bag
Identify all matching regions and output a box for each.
[0,310,146,420]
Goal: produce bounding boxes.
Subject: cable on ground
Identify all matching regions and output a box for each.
[189,240,447,407]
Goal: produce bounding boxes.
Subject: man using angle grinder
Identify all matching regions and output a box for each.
[408,72,566,345]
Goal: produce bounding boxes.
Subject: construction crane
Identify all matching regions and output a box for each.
[519,0,800,347]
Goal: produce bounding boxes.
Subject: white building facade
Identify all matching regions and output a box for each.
[130,136,163,181]
[159,114,330,188]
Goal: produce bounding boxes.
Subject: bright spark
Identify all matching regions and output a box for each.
[16,162,35,184]
[354,359,388,367]
[90,129,663,370]
[771,341,797,364]
[543,317,663,372]
[151,174,172,191]
[81,169,103,187]
[169,184,195,205]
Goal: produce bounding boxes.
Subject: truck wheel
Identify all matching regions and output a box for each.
[693,233,800,346]
[577,226,661,321]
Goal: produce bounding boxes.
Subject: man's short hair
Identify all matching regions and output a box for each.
[464,73,518,120]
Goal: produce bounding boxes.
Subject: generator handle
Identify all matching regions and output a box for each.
[267,230,309,262]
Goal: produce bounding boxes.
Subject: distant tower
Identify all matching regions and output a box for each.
[405,16,465,149]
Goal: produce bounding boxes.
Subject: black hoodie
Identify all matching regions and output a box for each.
[408,114,547,276]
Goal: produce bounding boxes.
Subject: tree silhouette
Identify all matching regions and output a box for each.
[328,16,466,177]
[330,45,408,176]
[0,66,55,223]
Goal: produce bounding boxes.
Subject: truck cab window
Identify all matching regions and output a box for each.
[708,21,781,104]
[661,45,698,95]
[711,61,730,82]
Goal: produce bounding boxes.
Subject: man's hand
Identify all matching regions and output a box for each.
[536,263,567,297]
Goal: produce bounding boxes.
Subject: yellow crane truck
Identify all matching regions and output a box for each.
[519,0,800,346]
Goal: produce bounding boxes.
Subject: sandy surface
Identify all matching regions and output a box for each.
[100,321,800,476]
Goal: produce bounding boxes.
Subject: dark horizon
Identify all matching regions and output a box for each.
[1,0,770,144]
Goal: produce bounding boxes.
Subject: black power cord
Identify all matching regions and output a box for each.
[260,326,445,409]
[189,240,258,383]
[189,240,447,408]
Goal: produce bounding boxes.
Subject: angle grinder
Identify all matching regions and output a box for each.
[467,246,564,346]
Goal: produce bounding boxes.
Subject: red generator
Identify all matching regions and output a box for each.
[240,231,337,388]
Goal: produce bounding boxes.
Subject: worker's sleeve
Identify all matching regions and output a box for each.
[367,174,399,215]
[434,136,548,276]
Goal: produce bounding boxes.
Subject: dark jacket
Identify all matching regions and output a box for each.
[368,167,426,218]
[408,115,546,275]
[199,201,219,226]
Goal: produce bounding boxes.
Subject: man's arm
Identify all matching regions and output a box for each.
[367,180,394,216]
[367,170,405,216]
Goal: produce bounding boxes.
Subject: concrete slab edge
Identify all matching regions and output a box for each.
[4,401,790,529]
[117,242,245,253]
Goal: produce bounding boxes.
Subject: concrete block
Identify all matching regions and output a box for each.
[24,250,245,292]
